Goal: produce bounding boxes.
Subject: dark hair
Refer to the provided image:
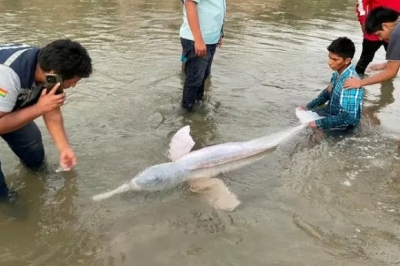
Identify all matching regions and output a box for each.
[38,39,92,80]
[327,37,355,60]
[365,7,400,34]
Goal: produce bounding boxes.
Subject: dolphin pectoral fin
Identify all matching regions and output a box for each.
[188,178,241,212]
[168,125,196,161]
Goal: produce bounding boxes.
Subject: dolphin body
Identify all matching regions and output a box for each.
[92,108,323,210]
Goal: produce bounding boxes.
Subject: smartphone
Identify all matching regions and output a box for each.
[45,73,64,94]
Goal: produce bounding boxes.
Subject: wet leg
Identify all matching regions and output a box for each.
[1,121,46,171]
[181,38,216,111]
[196,45,217,101]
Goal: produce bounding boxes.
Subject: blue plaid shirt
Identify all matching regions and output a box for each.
[306,64,364,130]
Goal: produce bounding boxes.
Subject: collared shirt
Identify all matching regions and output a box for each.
[306,64,364,130]
[179,0,226,44]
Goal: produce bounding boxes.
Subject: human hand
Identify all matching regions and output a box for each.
[366,63,387,73]
[343,76,362,89]
[217,37,223,48]
[194,39,207,57]
[59,147,77,171]
[311,129,324,142]
[298,106,307,111]
[361,23,366,34]
[308,121,317,128]
[37,83,65,114]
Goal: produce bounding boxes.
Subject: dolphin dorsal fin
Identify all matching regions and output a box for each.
[168,125,195,161]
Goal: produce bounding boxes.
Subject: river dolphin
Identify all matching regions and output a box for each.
[92,108,323,210]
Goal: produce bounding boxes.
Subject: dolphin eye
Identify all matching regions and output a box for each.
[153,176,162,184]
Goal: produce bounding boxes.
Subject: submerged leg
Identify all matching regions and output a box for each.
[188,177,241,211]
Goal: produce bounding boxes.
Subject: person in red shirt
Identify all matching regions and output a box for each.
[355,0,400,75]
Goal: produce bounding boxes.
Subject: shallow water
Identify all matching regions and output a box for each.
[0,0,400,265]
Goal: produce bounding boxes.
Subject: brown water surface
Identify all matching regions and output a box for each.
[0,0,400,265]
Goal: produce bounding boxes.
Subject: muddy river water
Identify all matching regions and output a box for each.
[0,0,400,265]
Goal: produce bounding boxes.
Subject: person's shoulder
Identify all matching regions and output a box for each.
[391,22,400,38]
[0,65,21,87]
[394,22,400,33]
[0,43,36,54]
[0,64,19,78]
[0,43,34,48]
[342,65,364,91]
[345,64,361,78]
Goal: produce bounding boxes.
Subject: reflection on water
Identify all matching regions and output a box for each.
[0,0,399,265]
[363,80,395,126]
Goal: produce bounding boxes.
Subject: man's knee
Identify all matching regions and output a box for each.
[185,58,209,82]
[20,139,45,170]
[2,122,46,170]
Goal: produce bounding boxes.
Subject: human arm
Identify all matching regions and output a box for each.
[218,24,224,48]
[363,33,400,84]
[367,62,387,72]
[0,68,41,134]
[305,75,335,109]
[362,61,399,85]
[344,61,400,88]
[0,68,64,134]
[43,107,76,170]
[305,88,331,110]
[0,106,43,134]
[43,108,69,151]
[314,89,362,130]
[184,0,207,57]
[356,0,370,33]
[344,29,400,88]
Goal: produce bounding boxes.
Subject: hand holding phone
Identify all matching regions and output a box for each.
[37,83,66,114]
[45,73,64,95]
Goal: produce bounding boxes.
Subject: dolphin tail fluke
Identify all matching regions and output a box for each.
[92,183,132,201]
